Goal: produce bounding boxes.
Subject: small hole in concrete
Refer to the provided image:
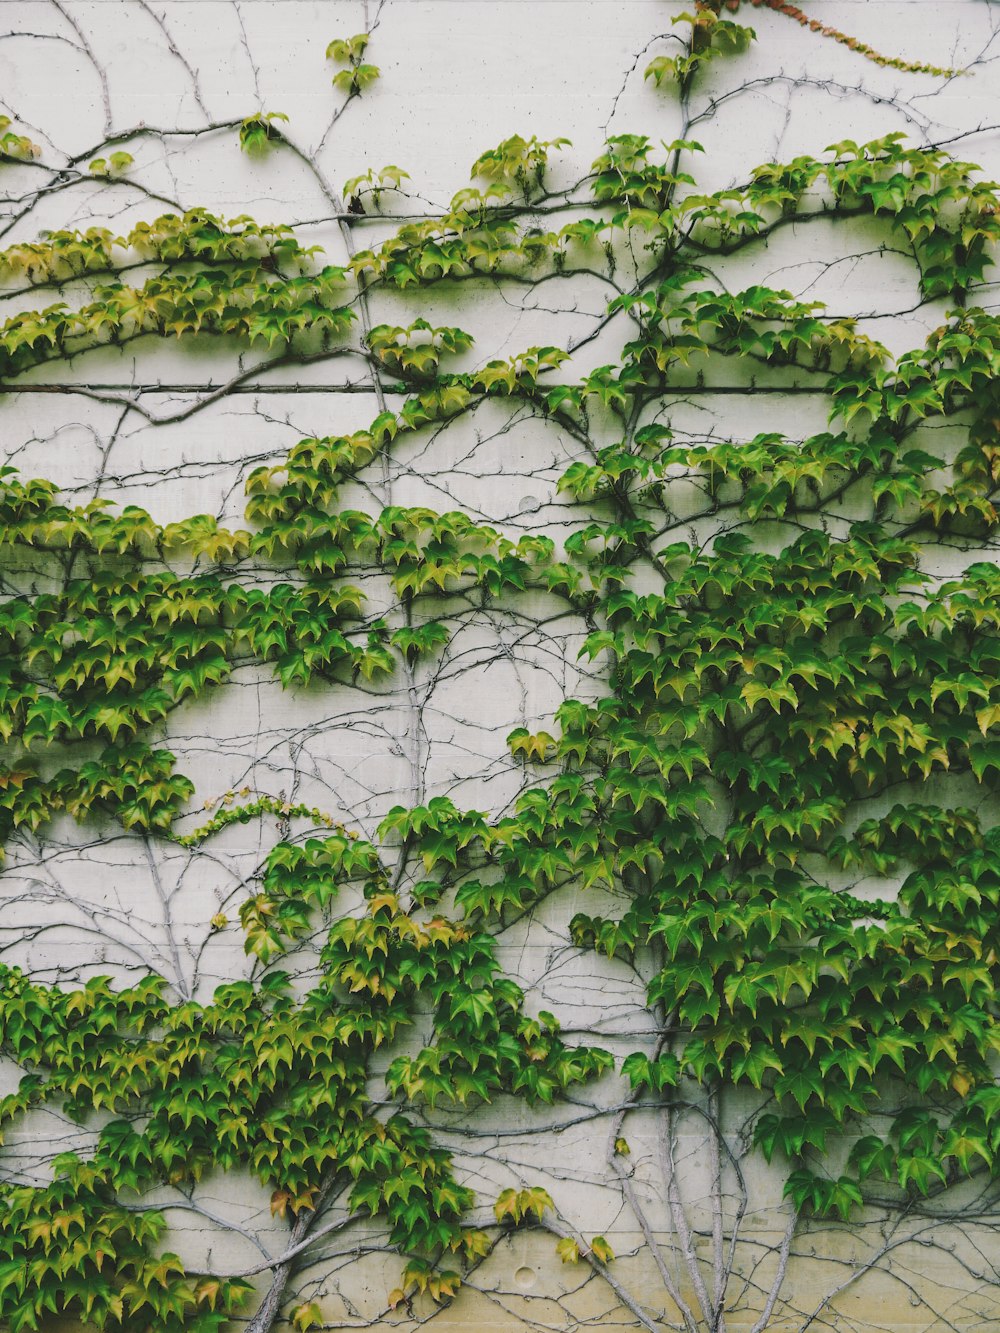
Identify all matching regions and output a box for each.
[519,495,540,513]
[514,1265,536,1289]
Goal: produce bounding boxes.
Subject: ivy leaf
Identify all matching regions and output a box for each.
[589,1235,615,1263]
[556,1236,580,1263]
[729,1047,784,1089]
[450,989,496,1030]
[897,1154,946,1194]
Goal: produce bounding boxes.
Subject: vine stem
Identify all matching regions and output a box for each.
[244,1175,338,1333]
[332,142,426,825]
[748,1203,798,1333]
[660,1098,716,1328]
[605,1035,700,1332]
[542,1217,665,1333]
[707,1084,727,1328]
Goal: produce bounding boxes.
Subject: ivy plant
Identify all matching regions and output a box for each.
[0,6,996,1333]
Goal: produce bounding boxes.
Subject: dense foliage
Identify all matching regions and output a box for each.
[0,6,998,1331]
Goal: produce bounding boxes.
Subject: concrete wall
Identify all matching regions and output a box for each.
[2,2,1000,1330]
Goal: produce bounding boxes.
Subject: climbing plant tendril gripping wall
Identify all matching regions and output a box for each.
[1,4,1000,1332]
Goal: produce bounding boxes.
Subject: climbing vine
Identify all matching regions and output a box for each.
[1,4,999,1332]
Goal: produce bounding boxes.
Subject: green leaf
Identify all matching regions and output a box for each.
[556,1236,580,1263]
[590,1235,615,1263]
